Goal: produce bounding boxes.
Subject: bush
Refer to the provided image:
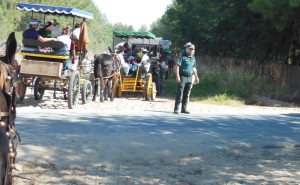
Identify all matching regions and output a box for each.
[164,66,289,104]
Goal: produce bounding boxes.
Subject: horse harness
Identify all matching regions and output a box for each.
[0,61,21,180]
[98,54,121,80]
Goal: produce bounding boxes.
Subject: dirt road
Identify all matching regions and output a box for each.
[12,92,300,185]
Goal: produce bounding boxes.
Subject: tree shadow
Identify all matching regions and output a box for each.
[13,111,300,184]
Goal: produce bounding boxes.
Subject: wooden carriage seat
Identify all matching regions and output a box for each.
[20,39,69,60]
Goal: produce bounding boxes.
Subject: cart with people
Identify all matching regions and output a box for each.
[116,32,171,96]
[17,3,94,109]
[112,31,157,100]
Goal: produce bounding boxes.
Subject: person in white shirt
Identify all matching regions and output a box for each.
[57,28,71,52]
[71,23,81,41]
[52,19,61,37]
[141,48,150,72]
[116,46,130,76]
[57,27,75,69]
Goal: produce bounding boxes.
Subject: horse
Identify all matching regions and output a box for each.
[0,32,22,185]
[92,53,120,102]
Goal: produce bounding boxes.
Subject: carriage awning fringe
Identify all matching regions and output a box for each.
[17,3,94,19]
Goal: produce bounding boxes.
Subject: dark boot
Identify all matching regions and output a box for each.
[181,101,190,114]
[174,101,180,114]
[181,83,191,114]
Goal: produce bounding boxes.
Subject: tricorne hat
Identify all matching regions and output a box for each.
[188,44,195,50]
[184,42,192,47]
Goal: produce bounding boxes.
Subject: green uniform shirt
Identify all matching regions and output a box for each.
[177,52,196,77]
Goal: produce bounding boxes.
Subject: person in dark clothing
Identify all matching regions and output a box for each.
[23,18,56,42]
[174,42,199,114]
[39,21,55,38]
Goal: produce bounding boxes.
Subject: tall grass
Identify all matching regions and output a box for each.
[164,66,288,104]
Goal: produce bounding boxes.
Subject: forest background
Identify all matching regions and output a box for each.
[1,0,300,103]
[1,0,300,65]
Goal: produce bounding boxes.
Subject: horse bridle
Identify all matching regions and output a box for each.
[99,54,121,80]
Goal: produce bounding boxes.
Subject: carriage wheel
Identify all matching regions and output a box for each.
[115,85,122,98]
[34,77,45,100]
[151,82,157,101]
[81,80,92,104]
[68,71,80,109]
[144,73,152,101]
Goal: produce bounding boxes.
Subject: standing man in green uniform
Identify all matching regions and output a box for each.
[174,43,199,114]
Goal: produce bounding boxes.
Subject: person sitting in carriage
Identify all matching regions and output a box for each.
[71,23,81,42]
[116,45,130,76]
[141,48,151,72]
[38,21,56,38]
[23,18,57,43]
[136,46,144,59]
[127,44,138,57]
[128,56,138,75]
[57,27,77,69]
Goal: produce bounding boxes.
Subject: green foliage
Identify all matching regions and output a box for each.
[113,23,134,32]
[150,0,300,65]
[0,0,115,54]
[138,25,148,32]
[164,66,287,103]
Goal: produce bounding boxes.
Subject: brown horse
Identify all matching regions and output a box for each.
[0,32,22,185]
[92,53,120,102]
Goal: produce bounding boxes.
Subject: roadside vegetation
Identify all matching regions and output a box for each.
[164,66,290,105]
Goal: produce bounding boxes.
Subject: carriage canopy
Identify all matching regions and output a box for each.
[17,3,94,19]
[113,31,156,39]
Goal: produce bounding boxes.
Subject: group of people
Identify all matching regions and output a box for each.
[114,43,152,77]
[22,18,82,69]
[115,41,199,114]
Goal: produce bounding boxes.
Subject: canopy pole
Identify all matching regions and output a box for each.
[113,36,115,53]
[70,17,75,40]
[31,11,33,18]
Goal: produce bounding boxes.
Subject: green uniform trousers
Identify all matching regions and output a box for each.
[174,76,193,111]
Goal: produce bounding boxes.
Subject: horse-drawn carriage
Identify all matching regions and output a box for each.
[113,31,174,96]
[17,3,94,109]
[112,31,158,100]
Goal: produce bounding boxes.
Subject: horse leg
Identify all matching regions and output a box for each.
[110,75,118,101]
[92,78,99,101]
[106,80,112,101]
[99,78,106,102]
[104,81,110,101]
[106,78,112,101]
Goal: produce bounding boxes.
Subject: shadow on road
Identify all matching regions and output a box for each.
[14,111,300,184]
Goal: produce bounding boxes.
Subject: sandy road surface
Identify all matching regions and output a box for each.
[11,91,300,185]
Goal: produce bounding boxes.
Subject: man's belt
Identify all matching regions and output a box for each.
[180,72,192,77]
